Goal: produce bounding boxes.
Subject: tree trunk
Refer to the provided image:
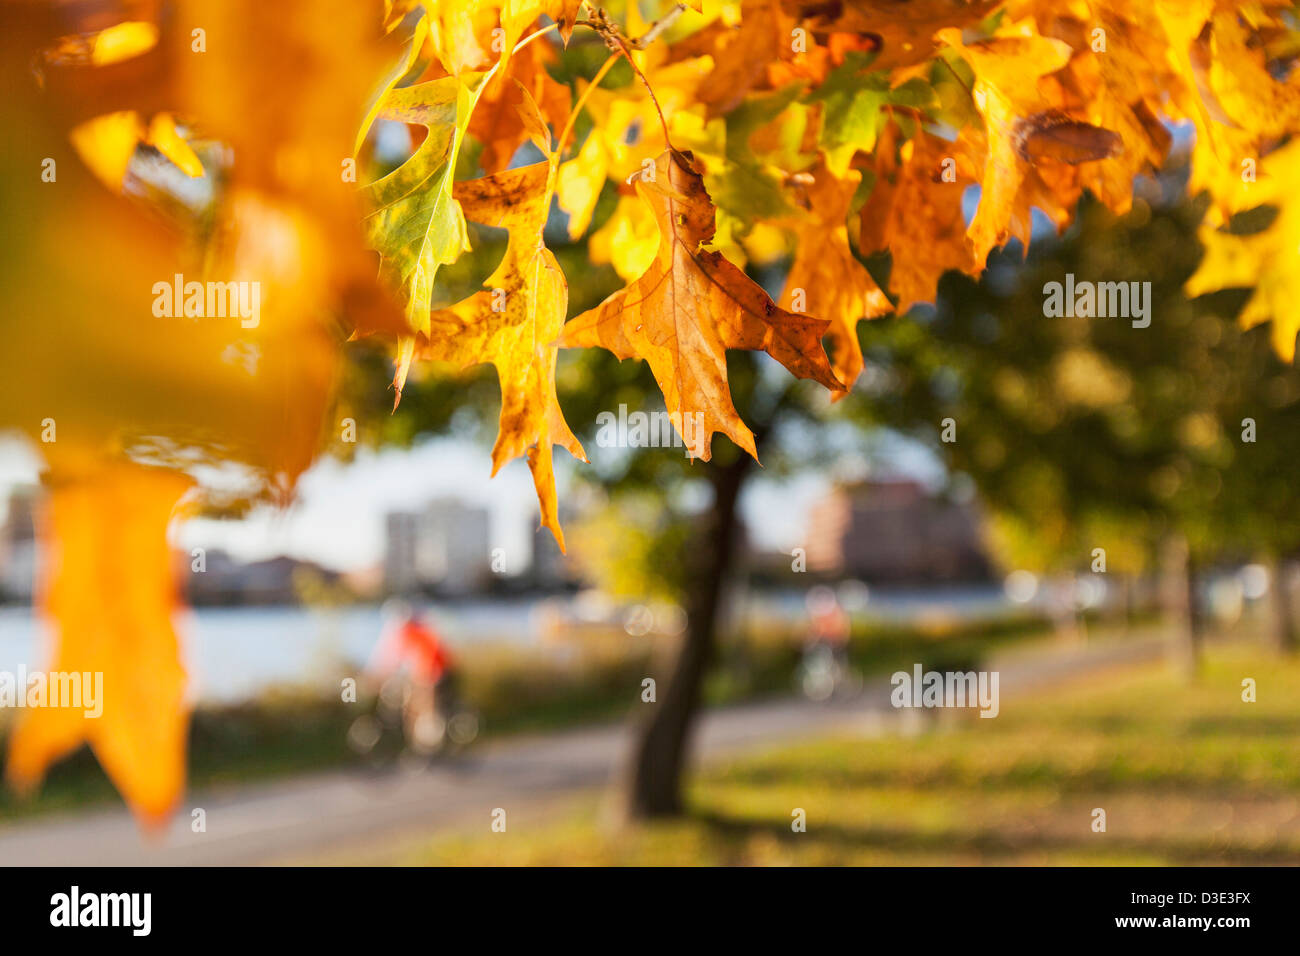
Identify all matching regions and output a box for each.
[621,453,752,819]
[1116,574,1134,635]
[1161,534,1201,677]
[1268,555,1296,654]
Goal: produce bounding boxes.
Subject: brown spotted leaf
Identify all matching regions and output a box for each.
[560,149,842,460]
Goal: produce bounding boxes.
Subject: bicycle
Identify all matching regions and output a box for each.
[347,671,480,771]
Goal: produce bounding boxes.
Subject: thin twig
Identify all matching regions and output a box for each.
[556,54,620,160]
[592,13,673,146]
[627,3,687,49]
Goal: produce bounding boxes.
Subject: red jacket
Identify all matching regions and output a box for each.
[371,618,454,683]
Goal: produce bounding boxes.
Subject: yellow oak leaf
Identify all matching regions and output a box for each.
[422,0,497,75]
[69,110,203,191]
[557,57,711,239]
[6,462,193,828]
[1143,0,1259,224]
[560,148,842,460]
[996,0,1185,216]
[363,72,485,397]
[502,1,585,46]
[68,111,144,191]
[418,162,586,548]
[556,87,643,239]
[1061,55,1171,216]
[1185,138,1300,360]
[589,192,661,281]
[1204,8,1300,138]
[548,0,585,44]
[1187,6,1300,223]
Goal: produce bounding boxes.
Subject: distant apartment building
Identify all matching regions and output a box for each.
[530,510,583,590]
[805,480,992,583]
[384,498,491,595]
[531,527,567,588]
[0,489,37,603]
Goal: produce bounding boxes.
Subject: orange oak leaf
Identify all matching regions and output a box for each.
[559,148,842,460]
[680,0,793,118]
[784,0,1001,71]
[468,36,571,172]
[6,462,193,828]
[418,162,586,548]
[937,28,1076,262]
[546,1,584,45]
[860,126,980,313]
[781,163,891,394]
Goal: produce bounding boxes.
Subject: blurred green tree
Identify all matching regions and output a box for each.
[851,177,1300,666]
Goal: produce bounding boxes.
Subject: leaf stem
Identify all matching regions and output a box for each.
[607,31,672,148]
[555,54,620,161]
[938,54,975,99]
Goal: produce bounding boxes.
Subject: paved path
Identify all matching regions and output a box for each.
[0,632,1167,865]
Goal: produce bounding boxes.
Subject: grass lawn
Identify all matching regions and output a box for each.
[404,645,1300,865]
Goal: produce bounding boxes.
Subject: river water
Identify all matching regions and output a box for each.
[0,585,1023,703]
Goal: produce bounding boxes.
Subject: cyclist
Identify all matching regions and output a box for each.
[367,600,456,753]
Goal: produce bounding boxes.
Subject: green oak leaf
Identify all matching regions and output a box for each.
[361,71,486,395]
[676,86,811,242]
[714,85,811,224]
[810,54,937,176]
[354,15,433,157]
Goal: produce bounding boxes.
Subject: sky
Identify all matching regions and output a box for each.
[0,432,923,574]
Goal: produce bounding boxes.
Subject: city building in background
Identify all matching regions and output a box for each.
[529,506,582,591]
[806,479,992,583]
[384,498,491,596]
[0,488,36,603]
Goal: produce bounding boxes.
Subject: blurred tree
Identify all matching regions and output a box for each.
[850,177,1300,667]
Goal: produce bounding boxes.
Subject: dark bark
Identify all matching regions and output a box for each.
[1116,574,1134,634]
[1269,555,1296,654]
[1161,534,1201,677]
[621,452,753,819]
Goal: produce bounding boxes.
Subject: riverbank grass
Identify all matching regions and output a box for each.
[405,645,1300,865]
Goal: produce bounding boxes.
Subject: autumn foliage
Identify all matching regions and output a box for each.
[3,0,1300,822]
